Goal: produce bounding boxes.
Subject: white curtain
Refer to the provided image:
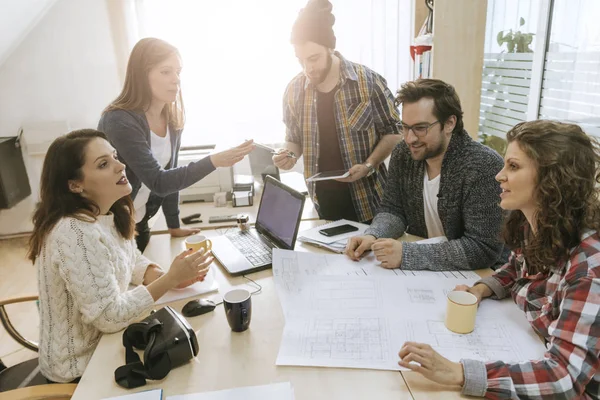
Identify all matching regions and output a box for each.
[130,0,410,147]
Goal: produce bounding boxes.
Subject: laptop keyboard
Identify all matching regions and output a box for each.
[226,230,272,266]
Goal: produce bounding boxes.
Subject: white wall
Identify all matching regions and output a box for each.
[0,0,121,236]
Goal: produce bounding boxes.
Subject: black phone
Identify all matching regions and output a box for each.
[319,224,359,237]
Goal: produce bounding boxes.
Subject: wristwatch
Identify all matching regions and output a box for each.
[364,162,376,177]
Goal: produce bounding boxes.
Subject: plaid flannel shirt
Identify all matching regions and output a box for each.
[461,228,600,399]
[282,52,401,222]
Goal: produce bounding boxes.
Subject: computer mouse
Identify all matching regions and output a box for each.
[182,299,217,317]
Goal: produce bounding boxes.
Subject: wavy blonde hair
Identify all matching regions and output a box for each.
[104,38,185,130]
[503,120,600,274]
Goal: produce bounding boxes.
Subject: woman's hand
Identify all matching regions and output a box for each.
[169,227,201,238]
[143,264,165,285]
[210,140,255,168]
[165,248,213,287]
[398,342,465,387]
[453,283,492,304]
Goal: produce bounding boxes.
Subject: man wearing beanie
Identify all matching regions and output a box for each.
[273,0,401,223]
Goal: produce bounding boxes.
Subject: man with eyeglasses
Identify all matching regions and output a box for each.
[346,79,508,271]
[273,0,402,223]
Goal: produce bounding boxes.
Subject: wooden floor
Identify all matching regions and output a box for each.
[0,237,38,367]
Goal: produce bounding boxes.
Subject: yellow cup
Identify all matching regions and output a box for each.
[445,291,478,334]
[184,235,212,253]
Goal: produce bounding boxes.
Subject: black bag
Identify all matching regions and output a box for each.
[114,306,199,389]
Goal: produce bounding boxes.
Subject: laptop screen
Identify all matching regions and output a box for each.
[255,178,304,248]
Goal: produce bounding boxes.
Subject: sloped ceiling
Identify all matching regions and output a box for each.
[0,0,57,67]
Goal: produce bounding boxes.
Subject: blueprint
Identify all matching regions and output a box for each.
[272,249,480,281]
[273,250,547,370]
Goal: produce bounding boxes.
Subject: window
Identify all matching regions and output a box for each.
[137,0,410,147]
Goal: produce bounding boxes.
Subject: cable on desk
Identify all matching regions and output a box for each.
[210,275,262,307]
[243,275,263,297]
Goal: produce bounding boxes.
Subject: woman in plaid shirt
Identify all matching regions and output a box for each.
[398,120,600,399]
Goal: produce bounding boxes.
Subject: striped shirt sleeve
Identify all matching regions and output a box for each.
[370,73,401,137]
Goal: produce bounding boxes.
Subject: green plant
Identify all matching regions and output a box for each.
[496,17,534,53]
[479,133,507,156]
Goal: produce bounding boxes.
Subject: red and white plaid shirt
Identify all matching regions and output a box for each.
[462,228,600,399]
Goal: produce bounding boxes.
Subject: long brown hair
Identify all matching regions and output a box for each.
[502,120,600,274]
[103,37,185,130]
[28,129,135,263]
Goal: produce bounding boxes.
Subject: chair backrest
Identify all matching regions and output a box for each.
[0,383,77,400]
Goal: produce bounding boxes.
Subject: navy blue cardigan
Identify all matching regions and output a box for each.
[98,109,215,228]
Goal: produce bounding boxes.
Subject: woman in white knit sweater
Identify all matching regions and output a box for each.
[28,129,213,383]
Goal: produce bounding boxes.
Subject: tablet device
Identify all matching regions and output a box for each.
[306,170,351,182]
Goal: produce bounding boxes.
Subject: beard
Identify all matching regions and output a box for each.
[308,53,333,85]
[410,132,448,161]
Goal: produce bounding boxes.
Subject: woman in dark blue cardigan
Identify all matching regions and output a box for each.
[99,38,253,251]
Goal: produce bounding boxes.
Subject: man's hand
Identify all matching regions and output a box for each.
[345,235,377,261]
[335,163,370,183]
[372,238,403,269]
[272,149,297,170]
[169,227,202,238]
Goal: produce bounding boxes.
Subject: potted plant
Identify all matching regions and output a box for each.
[496,17,534,53]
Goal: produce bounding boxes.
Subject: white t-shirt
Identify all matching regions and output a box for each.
[134,127,172,223]
[423,169,445,238]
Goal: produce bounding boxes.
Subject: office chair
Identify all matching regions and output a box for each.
[0,295,76,399]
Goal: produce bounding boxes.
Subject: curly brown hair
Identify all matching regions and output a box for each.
[502,120,600,274]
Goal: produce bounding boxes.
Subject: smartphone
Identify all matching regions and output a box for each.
[319,224,359,237]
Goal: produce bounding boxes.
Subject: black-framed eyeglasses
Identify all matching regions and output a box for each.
[397,120,440,137]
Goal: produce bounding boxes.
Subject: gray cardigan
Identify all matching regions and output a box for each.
[365,131,509,270]
[98,110,216,229]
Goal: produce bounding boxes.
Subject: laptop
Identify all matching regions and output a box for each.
[211,175,306,275]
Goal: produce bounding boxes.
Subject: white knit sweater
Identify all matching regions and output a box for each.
[37,214,155,382]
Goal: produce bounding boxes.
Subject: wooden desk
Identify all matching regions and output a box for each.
[71,221,413,400]
[150,194,320,233]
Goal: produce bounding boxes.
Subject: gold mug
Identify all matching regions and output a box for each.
[184,235,212,253]
[445,290,478,334]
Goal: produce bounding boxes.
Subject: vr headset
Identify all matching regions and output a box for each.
[115,306,198,389]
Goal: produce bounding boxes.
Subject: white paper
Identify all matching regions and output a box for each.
[103,389,162,400]
[130,268,219,306]
[253,142,277,153]
[167,382,294,400]
[277,316,403,371]
[277,312,546,371]
[272,249,480,281]
[297,219,368,244]
[272,253,547,370]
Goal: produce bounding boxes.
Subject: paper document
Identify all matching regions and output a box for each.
[277,315,403,371]
[103,389,162,400]
[167,382,294,400]
[253,142,277,153]
[272,249,480,281]
[130,268,219,306]
[272,252,547,370]
[277,312,545,371]
[306,170,350,182]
